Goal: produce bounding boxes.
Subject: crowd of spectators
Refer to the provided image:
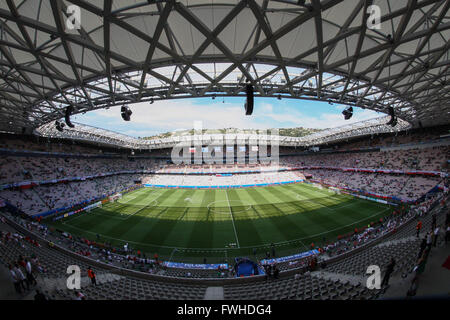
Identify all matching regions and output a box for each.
[158,163,279,174]
[0,130,448,216]
[0,174,143,216]
[282,145,448,171]
[0,136,99,154]
[328,126,449,151]
[0,156,159,185]
[143,171,305,187]
[306,170,444,201]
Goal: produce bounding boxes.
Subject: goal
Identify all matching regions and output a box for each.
[110,193,122,202]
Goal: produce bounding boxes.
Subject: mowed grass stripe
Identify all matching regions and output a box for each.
[61,188,154,232]
[47,184,394,261]
[286,184,373,226]
[287,184,384,224]
[186,189,234,249]
[227,188,263,247]
[287,185,356,218]
[57,188,163,245]
[147,190,201,246]
[284,184,391,241]
[213,190,240,247]
[130,189,189,246]
[258,186,306,213]
[184,189,216,248]
[241,187,301,245]
[118,187,150,204]
[97,189,173,241]
[253,186,326,242]
[101,188,153,215]
[254,184,380,243]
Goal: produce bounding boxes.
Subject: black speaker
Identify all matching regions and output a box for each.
[387,107,396,126]
[245,84,254,115]
[387,106,395,118]
[55,121,65,132]
[342,106,353,120]
[390,117,397,127]
[121,105,132,121]
[65,105,75,128]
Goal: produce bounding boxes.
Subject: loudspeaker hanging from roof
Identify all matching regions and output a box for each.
[244,84,254,116]
[65,105,75,128]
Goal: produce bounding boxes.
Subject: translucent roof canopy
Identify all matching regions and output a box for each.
[34,116,411,150]
[0,0,449,132]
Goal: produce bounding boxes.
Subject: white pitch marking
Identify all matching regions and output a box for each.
[225,189,240,248]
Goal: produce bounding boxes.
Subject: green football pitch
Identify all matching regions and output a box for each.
[48,183,393,263]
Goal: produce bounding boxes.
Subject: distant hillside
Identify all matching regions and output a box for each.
[278,127,323,137]
[141,127,322,140]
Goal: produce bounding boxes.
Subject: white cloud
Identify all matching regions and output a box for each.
[81,100,268,132]
[289,109,378,129]
[75,99,380,137]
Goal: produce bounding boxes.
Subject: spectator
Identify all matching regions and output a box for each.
[87,267,97,286]
[433,226,440,247]
[74,291,86,300]
[416,220,422,238]
[426,231,433,249]
[273,265,279,279]
[9,264,21,294]
[25,258,37,287]
[381,258,396,287]
[414,248,430,277]
[417,238,427,259]
[13,263,28,292]
[17,255,26,268]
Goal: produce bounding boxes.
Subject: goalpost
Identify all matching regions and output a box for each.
[84,201,102,212]
[110,193,122,202]
[329,187,341,194]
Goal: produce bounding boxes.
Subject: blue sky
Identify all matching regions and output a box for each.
[71,97,381,138]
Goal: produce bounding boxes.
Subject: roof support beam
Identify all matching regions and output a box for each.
[137,0,174,100]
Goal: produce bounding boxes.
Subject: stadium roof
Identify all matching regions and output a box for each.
[0,0,449,133]
[34,115,411,149]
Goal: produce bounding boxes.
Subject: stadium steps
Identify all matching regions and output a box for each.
[380,239,450,299]
[222,272,380,300]
[325,237,422,277]
[375,236,417,248]
[41,272,124,292]
[323,200,447,298]
[311,270,365,287]
[203,286,224,300]
[39,272,123,299]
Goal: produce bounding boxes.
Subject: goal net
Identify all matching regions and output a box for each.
[110,193,122,202]
[329,187,341,194]
[85,201,102,212]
